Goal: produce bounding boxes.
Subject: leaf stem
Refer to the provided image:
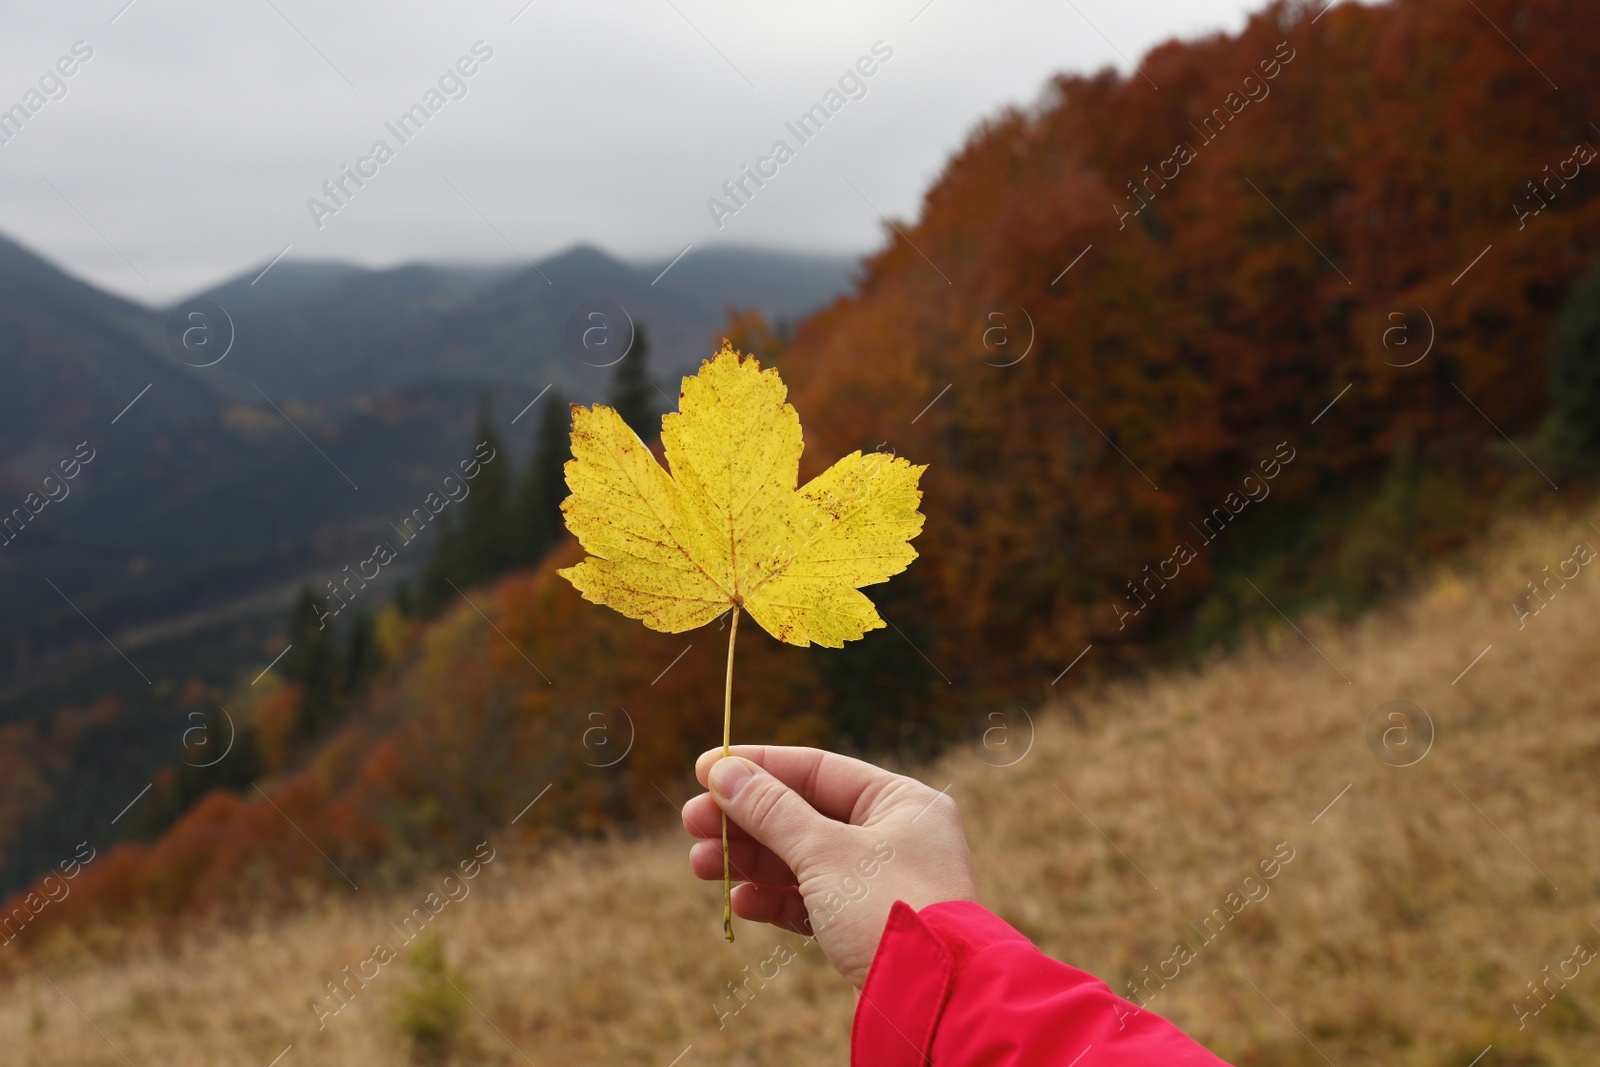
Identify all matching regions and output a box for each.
[722,605,740,943]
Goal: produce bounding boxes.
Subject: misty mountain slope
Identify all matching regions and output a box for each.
[0,236,859,703]
[646,245,859,325]
[0,231,861,901]
[331,244,856,399]
[186,260,520,402]
[4,380,503,685]
[0,234,275,681]
[0,234,222,477]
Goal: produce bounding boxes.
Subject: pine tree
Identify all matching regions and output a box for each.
[282,586,344,743]
[512,391,572,567]
[610,322,656,439]
[416,397,514,615]
[1546,263,1600,466]
[343,607,379,697]
[414,511,460,617]
[454,395,514,580]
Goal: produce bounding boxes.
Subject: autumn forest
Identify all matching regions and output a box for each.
[2,1,1599,1044]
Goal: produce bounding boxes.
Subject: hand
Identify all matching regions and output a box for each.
[682,745,981,988]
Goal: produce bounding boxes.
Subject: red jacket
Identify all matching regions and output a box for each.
[852,900,1233,1065]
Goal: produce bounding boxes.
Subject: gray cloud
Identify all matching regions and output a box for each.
[0,0,1265,303]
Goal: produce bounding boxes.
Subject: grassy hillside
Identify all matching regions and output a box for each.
[5,502,1597,1066]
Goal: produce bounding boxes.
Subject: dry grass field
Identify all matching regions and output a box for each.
[3,503,1599,1066]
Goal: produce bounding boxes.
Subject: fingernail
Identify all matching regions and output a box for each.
[710,757,755,799]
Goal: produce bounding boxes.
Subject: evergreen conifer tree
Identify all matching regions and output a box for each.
[282,586,344,742]
[1547,263,1600,465]
[417,397,512,614]
[455,395,514,579]
[512,391,572,566]
[609,322,656,440]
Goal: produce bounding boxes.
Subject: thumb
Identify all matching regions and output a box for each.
[709,756,832,872]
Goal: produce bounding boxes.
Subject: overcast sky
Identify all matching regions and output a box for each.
[0,0,1270,304]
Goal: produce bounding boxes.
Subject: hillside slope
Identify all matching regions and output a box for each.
[8,0,1597,955]
[184,260,514,403]
[326,245,855,402]
[778,0,1600,688]
[0,240,857,898]
[4,502,1596,1066]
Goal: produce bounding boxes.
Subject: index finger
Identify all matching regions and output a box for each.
[694,745,905,824]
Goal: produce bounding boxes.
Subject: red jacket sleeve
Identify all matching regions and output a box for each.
[851,900,1233,1066]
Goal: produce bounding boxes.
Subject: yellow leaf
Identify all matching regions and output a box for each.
[557,343,926,648]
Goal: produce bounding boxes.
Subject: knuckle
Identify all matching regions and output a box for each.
[743,778,794,832]
[912,788,964,833]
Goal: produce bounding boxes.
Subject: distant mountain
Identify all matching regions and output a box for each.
[0,233,218,480]
[642,245,859,326]
[204,258,371,302]
[0,234,859,894]
[185,260,518,402]
[0,233,262,683]
[0,237,857,707]
[326,244,857,403]
[176,246,855,405]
